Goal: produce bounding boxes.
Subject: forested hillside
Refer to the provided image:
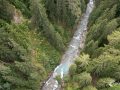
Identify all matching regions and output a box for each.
[64,0,120,90]
[0,0,88,90]
[1,0,120,90]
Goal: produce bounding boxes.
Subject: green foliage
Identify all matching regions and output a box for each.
[0,22,28,62]
[64,0,120,90]
[107,28,120,49]
[96,78,115,89]
[30,0,65,51]
[69,64,77,77]
[75,54,90,73]
[84,40,98,57]
[85,0,120,58]
[8,0,31,18]
[54,24,72,45]
[101,85,120,90]
[73,72,92,88]
[63,75,70,83]
[1,0,120,90]
[88,48,120,78]
[82,85,97,90]
[44,0,87,28]
[89,0,118,27]
[0,19,62,89]
[0,21,48,89]
[56,75,62,84]
[0,0,14,22]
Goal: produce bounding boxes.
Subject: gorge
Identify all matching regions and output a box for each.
[42,0,94,90]
[0,0,120,90]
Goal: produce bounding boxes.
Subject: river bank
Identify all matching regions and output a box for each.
[42,0,94,90]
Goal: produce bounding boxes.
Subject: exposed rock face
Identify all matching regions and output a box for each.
[13,9,23,24]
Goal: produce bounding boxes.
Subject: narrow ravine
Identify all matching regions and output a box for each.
[42,0,94,90]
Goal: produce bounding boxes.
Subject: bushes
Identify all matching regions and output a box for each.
[82,85,97,90]
[0,21,47,89]
[113,66,120,81]
[8,0,31,18]
[0,0,14,22]
[68,48,120,89]
[0,23,28,62]
[45,0,87,28]
[65,54,92,89]
[88,0,118,27]
[64,0,120,90]
[79,72,92,88]
[69,64,77,77]
[30,0,65,51]
[0,20,61,89]
[73,72,92,88]
[55,75,62,84]
[75,54,90,73]
[54,24,72,45]
[88,48,120,77]
[85,1,119,58]
[107,29,120,49]
[96,78,115,89]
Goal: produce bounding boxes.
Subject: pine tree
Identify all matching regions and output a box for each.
[30,0,65,51]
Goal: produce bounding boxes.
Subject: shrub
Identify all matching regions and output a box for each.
[75,54,90,73]
[96,78,115,89]
[73,72,92,88]
[82,85,97,90]
[69,64,77,77]
[55,75,62,84]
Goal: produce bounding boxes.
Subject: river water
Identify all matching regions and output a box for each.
[42,0,94,90]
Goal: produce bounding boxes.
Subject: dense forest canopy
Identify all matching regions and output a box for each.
[0,0,120,90]
[64,0,120,90]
